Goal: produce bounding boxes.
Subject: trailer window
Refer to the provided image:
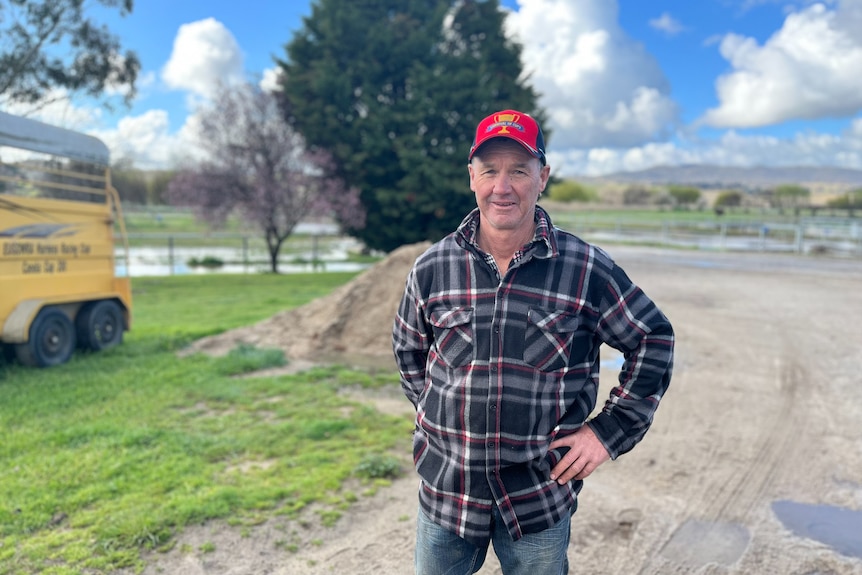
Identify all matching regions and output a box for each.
[0,146,107,205]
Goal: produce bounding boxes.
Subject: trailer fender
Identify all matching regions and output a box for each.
[1,299,44,343]
[1,299,78,344]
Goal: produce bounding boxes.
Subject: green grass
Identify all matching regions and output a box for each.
[0,273,412,574]
[123,210,245,235]
[544,203,773,227]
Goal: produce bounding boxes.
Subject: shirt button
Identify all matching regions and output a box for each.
[488,442,495,448]
[489,404,497,411]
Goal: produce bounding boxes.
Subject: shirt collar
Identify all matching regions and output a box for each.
[456,206,558,259]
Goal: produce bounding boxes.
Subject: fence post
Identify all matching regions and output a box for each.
[795,225,804,254]
[168,236,174,275]
[852,222,862,257]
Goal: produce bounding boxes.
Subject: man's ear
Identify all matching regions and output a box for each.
[539,164,551,191]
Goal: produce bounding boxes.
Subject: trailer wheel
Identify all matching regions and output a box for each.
[76,300,124,351]
[1,344,15,364]
[15,307,76,367]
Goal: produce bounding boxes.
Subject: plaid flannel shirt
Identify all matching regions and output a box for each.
[392,206,674,546]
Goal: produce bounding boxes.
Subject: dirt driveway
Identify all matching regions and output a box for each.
[132,247,862,575]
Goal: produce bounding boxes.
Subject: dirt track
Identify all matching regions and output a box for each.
[132,246,862,575]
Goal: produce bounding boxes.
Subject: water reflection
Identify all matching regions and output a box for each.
[117,244,370,277]
[772,500,862,559]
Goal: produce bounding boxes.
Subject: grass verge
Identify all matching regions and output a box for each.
[0,273,412,574]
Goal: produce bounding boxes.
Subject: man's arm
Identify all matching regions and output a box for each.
[589,263,675,459]
[547,262,673,483]
[392,268,430,406]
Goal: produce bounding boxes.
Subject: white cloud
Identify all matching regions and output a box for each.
[551,116,862,177]
[83,17,249,170]
[3,98,190,170]
[3,89,102,130]
[90,110,191,170]
[496,0,862,177]
[649,13,685,36]
[161,18,245,100]
[505,0,679,149]
[736,0,837,13]
[259,67,283,93]
[701,1,862,128]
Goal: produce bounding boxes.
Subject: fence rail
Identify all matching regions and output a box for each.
[554,216,862,257]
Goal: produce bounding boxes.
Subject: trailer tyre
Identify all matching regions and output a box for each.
[15,307,76,367]
[1,344,15,364]
[77,300,124,351]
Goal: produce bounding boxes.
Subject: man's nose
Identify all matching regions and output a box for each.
[493,173,513,192]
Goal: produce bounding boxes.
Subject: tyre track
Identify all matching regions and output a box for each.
[635,344,808,575]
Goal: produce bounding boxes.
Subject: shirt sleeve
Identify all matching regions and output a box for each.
[587,263,675,459]
[392,267,430,407]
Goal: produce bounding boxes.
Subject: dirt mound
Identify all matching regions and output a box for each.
[186,242,431,366]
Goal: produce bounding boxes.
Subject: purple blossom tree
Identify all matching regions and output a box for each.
[167,83,365,273]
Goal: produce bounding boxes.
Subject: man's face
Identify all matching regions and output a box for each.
[468,140,550,235]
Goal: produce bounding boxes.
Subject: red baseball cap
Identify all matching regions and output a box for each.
[468,109,546,165]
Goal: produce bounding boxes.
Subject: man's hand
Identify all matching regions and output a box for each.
[548,425,611,484]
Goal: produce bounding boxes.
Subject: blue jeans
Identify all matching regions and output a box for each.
[415,505,571,575]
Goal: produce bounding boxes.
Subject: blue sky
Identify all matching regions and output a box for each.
[9,0,862,177]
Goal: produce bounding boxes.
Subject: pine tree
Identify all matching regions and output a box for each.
[279,0,545,252]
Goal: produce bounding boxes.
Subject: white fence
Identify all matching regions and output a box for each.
[556,217,862,257]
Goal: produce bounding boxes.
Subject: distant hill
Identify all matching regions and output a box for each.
[587,164,862,191]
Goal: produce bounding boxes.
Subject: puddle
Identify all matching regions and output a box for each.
[660,519,750,568]
[772,500,862,559]
[117,259,369,277]
[115,234,369,276]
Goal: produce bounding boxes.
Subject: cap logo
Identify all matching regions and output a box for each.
[486,112,523,135]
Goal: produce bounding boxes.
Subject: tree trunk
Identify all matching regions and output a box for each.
[269,247,279,273]
[266,235,285,274]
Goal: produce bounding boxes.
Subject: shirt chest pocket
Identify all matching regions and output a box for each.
[524,308,581,372]
[428,306,474,368]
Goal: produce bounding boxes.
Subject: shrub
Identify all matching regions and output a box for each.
[770,184,810,211]
[827,188,862,209]
[355,454,403,479]
[667,185,701,209]
[714,190,743,208]
[214,343,286,375]
[188,256,225,268]
[622,185,654,206]
[547,180,597,203]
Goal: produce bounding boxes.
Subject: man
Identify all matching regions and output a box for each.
[392,110,674,575]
